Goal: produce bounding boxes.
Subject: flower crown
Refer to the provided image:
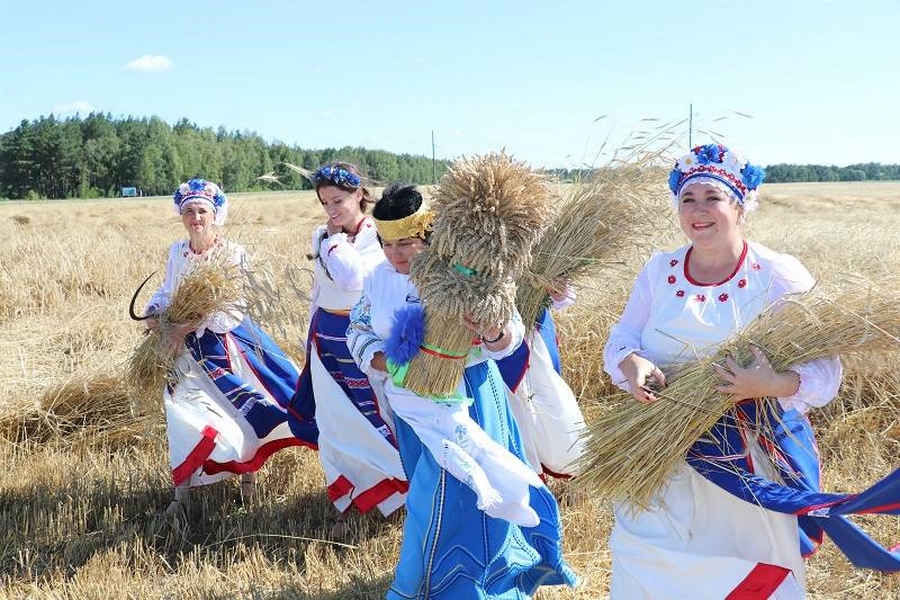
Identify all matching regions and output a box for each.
[173,178,228,225]
[313,164,362,189]
[668,144,766,211]
[373,203,434,241]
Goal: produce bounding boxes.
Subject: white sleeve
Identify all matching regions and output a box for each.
[347,287,388,381]
[777,357,843,414]
[603,260,655,389]
[764,251,842,413]
[319,232,366,292]
[550,284,576,311]
[145,245,178,314]
[481,307,526,361]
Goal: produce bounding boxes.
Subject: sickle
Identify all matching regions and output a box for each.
[128,271,158,321]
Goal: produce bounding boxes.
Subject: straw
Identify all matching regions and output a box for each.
[125,251,244,413]
[578,280,900,509]
[403,152,555,397]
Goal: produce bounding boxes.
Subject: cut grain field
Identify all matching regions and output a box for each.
[1,181,899,598]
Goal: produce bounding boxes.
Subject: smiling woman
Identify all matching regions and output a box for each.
[603,145,842,599]
[138,178,316,516]
[287,162,408,539]
[347,183,577,598]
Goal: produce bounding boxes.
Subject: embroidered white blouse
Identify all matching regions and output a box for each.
[309,217,385,313]
[604,240,841,413]
[347,260,542,526]
[347,261,525,384]
[145,238,247,337]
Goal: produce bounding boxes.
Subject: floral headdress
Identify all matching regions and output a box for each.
[373,203,434,241]
[668,144,766,211]
[173,178,228,225]
[313,164,362,189]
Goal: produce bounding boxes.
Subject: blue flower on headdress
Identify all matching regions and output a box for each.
[313,165,361,188]
[668,168,683,194]
[696,144,722,165]
[173,178,228,224]
[741,164,766,190]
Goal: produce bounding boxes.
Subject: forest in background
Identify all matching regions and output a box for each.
[0,114,450,200]
[1,113,898,200]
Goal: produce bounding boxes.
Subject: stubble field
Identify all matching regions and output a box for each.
[1,181,899,598]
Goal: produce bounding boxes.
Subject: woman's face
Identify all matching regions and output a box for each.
[677,182,743,248]
[383,237,426,274]
[181,202,215,239]
[318,185,364,231]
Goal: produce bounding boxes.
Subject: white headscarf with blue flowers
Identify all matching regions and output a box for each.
[668,144,766,212]
[173,178,229,226]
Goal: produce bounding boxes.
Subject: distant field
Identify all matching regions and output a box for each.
[1,182,899,598]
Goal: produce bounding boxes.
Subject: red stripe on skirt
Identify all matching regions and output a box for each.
[725,563,791,600]
[171,425,218,486]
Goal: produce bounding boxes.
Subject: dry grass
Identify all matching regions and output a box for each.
[1,182,900,598]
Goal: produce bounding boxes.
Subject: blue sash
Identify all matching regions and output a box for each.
[535,307,562,375]
[181,316,318,451]
[289,308,397,448]
[496,308,563,392]
[688,401,900,571]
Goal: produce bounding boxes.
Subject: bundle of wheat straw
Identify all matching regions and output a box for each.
[517,161,669,328]
[578,282,900,509]
[126,253,244,412]
[404,152,556,397]
[0,374,151,446]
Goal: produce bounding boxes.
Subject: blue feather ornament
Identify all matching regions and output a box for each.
[385,303,426,365]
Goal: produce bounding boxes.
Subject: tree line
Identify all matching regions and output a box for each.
[546,164,900,184]
[2,114,898,200]
[762,163,900,183]
[0,113,450,200]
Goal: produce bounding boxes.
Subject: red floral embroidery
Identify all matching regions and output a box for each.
[667,274,677,284]
[751,263,762,271]
[696,294,706,302]
[738,278,747,288]
[676,290,685,297]
[718,293,729,302]
[669,259,679,267]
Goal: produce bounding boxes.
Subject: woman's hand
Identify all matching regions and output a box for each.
[161,322,195,357]
[547,279,571,303]
[370,351,388,373]
[463,315,509,350]
[713,346,800,400]
[325,219,343,237]
[618,353,667,403]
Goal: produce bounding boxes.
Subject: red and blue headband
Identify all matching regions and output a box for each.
[668,144,766,211]
[173,178,228,225]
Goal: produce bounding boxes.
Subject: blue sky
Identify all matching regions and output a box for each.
[1,1,898,168]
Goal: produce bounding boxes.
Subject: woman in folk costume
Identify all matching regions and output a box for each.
[347,183,577,599]
[603,145,843,599]
[142,179,317,515]
[288,162,407,536]
[496,285,586,478]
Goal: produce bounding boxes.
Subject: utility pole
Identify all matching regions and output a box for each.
[688,104,693,148]
[431,130,436,184]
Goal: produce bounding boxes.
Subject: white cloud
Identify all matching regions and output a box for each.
[52,101,93,115]
[125,55,173,72]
